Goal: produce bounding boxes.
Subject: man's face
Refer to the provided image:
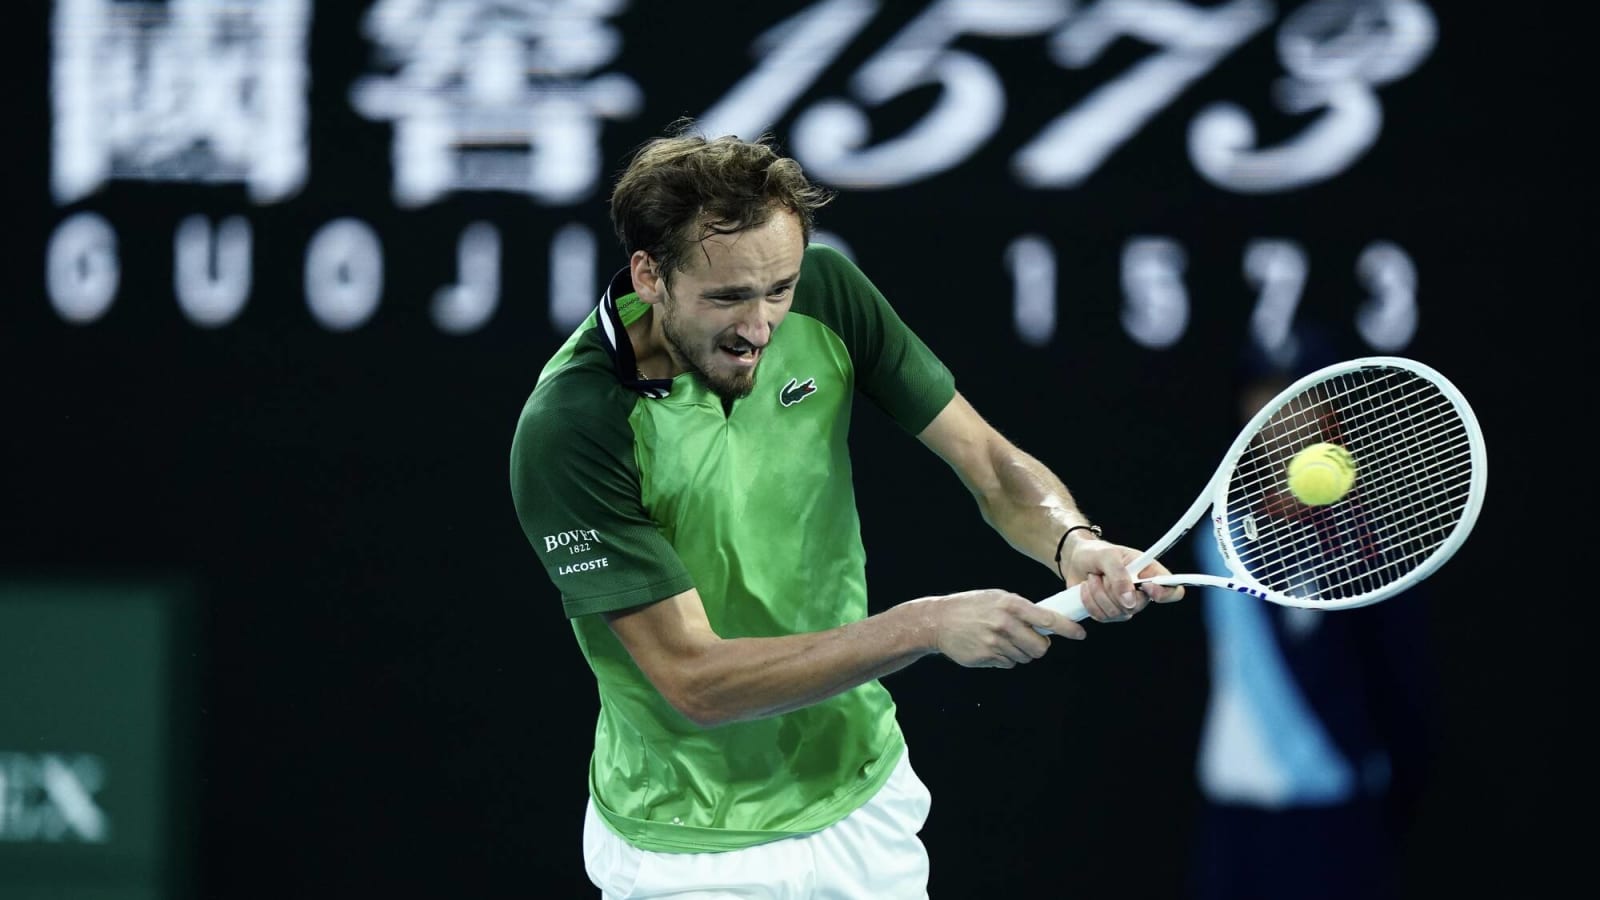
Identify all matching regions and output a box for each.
[654,210,805,401]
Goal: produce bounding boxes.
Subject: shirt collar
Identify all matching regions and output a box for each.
[596,266,672,399]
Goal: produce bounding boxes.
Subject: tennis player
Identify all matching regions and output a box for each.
[509,121,1183,898]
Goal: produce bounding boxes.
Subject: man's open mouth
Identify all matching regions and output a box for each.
[720,342,760,365]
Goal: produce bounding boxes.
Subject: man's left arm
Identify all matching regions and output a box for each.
[917,391,1184,622]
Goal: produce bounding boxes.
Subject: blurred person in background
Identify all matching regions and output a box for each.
[1186,326,1441,900]
[509,121,1184,899]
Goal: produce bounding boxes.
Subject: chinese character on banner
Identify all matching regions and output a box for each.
[51,0,312,206]
[352,0,642,207]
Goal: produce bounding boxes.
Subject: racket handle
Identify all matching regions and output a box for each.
[1035,575,1187,633]
[1034,584,1088,633]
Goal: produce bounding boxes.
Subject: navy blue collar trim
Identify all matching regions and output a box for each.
[596,266,671,399]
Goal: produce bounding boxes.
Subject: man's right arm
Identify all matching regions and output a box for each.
[605,586,1083,729]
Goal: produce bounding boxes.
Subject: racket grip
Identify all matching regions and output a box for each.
[1033,584,1089,634]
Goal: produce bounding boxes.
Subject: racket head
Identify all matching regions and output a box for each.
[1206,356,1487,610]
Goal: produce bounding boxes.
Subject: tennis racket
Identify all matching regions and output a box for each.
[1037,356,1486,627]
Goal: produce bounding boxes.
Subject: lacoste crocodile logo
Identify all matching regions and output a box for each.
[779,377,818,407]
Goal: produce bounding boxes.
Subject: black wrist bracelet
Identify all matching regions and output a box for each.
[1054,524,1103,582]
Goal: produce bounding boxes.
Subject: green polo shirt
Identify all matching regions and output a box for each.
[510,244,955,852]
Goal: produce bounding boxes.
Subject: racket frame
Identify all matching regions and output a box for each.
[1038,356,1487,622]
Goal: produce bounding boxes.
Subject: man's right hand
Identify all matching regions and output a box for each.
[915,590,1084,668]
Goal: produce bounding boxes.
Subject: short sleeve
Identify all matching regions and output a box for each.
[510,395,694,618]
[796,244,956,434]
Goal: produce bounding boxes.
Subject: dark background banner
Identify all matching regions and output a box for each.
[2,2,1576,897]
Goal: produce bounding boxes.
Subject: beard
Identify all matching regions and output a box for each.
[658,300,760,402]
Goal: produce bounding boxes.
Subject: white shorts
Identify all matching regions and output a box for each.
[583,749,933,899]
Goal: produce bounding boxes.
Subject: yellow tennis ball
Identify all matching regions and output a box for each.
[1286,442,1357,506]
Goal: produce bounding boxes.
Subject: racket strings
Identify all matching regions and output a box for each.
[1224,367,1477,605]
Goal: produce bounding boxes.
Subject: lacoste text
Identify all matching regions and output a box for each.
[559,558,611,575]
